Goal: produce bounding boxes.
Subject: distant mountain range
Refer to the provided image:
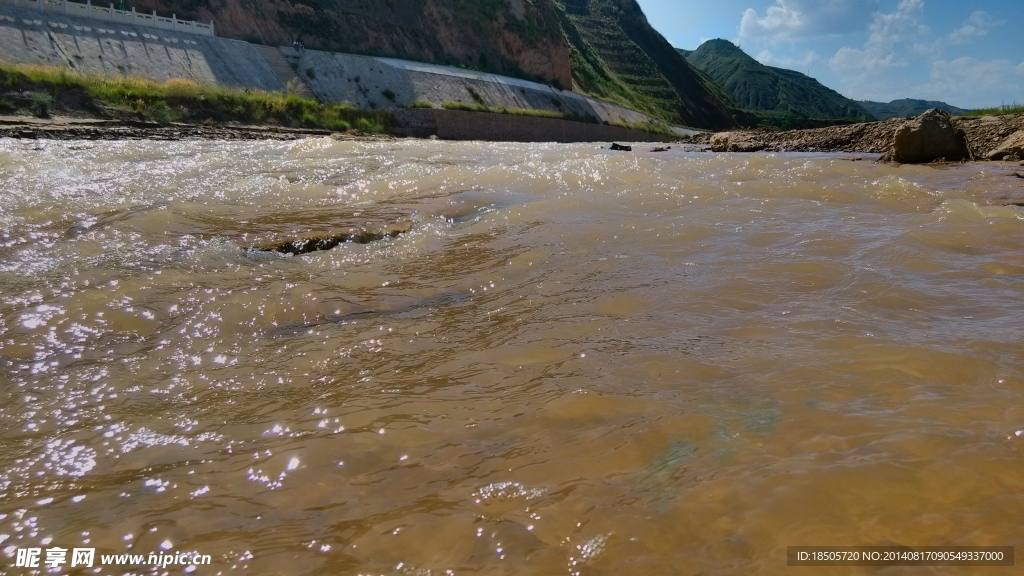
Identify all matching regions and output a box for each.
[856,99,969,120]
[678,39,968,128]
[679,40,873,128]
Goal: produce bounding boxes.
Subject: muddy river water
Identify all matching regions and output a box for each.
[1,138,1023,575]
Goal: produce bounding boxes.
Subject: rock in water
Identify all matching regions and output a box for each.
[709,131,765,153]
[609,143,632,151]
[885,108,971,164]
[987,130,1024,161]
[253,221,411,255]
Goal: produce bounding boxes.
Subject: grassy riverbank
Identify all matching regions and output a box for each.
[435,101,678,136]
[0,62,390,133]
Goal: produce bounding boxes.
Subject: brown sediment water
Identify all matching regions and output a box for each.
[0,138,1023,575]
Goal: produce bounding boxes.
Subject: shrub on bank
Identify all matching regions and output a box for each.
[0,62,390,133]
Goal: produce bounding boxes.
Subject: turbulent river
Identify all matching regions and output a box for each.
[1,138,1023,575]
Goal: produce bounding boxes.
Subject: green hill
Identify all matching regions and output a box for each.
[858,99,969,119]
[555,0,737,129]
[681,39,875,128]
[137,0,737,129]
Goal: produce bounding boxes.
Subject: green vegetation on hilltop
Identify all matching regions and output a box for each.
[858,99,971,119]
[682,39,874,129]
[554,0,736,129]
[0,62,389,132]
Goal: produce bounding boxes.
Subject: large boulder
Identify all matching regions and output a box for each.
[884,109,972,163]
[986,130,1024,161]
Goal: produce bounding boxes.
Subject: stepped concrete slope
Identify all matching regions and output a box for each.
[251,44,315,99]
[0,5,283,90]
[281,47,653,126]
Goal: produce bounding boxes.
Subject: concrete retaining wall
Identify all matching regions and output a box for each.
[393,109,676,143]
[281,47,657,127]
[0,4,684,142]
[0,5,282,90]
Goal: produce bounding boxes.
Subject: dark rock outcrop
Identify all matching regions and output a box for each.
[883,109,971,164]
[253,222,411,255]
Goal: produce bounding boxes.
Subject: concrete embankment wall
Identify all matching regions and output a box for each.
[0,4,681,142]
[393,109,676,143]
[0,5,284,90]
[283,47,655,127]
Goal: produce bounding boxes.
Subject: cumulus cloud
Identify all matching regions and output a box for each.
[915,57,1024,106]
[948,11,1003,44]
[828,0,926,83]
[739,0,879,41]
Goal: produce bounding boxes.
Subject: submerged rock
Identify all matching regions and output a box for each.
[253,221,411,255]
[883,108,972,164]
[986,130,1024,161]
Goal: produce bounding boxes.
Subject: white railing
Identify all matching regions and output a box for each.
[0,0,214,36]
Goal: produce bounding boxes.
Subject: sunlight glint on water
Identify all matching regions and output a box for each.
[0,137,1023,575]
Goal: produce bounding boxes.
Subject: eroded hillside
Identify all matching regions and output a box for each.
[135,0,572,89]
[134,0,737,129]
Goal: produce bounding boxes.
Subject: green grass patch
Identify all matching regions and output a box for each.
[0,62,390,133]
[607,119,676,137]
[442,101,563,118]
[407,100,435,109]
[961,104,1024,116]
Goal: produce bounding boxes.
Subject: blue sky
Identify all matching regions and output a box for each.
[636,0,1024,108]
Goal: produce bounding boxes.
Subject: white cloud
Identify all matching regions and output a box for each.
[739,0,879,41]
[915,57,1024,107]
[755,50,821,70]
[948,11,1003,44]
[828,0,926,85]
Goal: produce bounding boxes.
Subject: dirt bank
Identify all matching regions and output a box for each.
[0,116,384,141]
[694,113,1024,159]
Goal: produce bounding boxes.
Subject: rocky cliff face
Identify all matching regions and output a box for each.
[135,0,572,89]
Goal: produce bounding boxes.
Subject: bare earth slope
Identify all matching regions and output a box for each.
[135,0,573,89]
